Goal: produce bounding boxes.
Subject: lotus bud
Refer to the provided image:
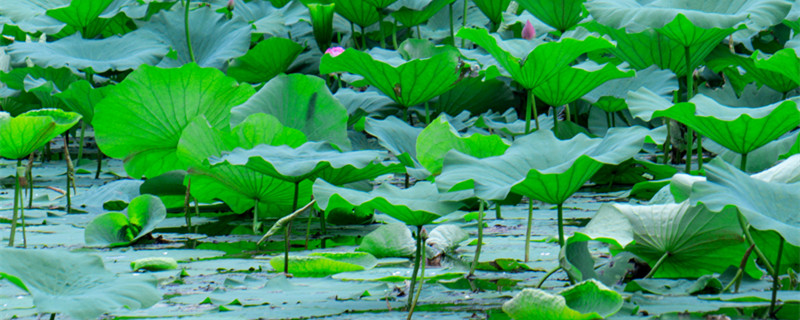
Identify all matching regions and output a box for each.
[419,226,428,240]
[522,20,536,40]
[324,46,345,57]
[226,0,234,11]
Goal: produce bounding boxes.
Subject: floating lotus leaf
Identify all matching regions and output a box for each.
[572,201,760,279]
[0,249,160,320]
[93,63,255,179]
[84,194,167,247]
[416,115,509,175]
[270,252,378,277]
[503,280,623,320]
[0,109,81,160]
[313,179,471,226]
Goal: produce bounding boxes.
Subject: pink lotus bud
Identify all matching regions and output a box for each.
[522,20,536,40]
[227,0,234,11]
[324,46,345,57]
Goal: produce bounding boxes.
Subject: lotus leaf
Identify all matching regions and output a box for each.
[84,194,167,247]
[313,179,471,226]
[54,80,111,124]
[533,60,634,107]
[516,0,586,32]
[471,0,510,26]
[392,0,455,28]
[226,37,303,83]
[0,249,160,320]
[334,0,380,28]
[583,66,678,113]
[93,63,254,179]
[502,280,623,320]
[357,223,416,258]
[0,109,81,159]
[365,115,422,168]
[416,115,509,175]
[706,47,800,94]
[270,252,378,277]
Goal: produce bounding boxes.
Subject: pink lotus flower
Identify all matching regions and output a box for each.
[226,0,234,11]
[325,46,345,57]
[522,20,536,40]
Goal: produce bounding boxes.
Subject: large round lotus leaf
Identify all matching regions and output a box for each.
[226,37,303,84]
[365,115,423,168]
[0,249,160,320]
[313,179,472,226]
[516,0,586,32]
[690,157,800,247]
[319,47,460,107]
[333,0,380,28]
[533,60,633,107]
[472,0,510,25]
[209,141,397,185]
[502,280,622,320]
[416,115,509,176]
[0,108,81,159]
[436,126,650,204]
[456,27,613,90]
[584,66,678,112]
[706,47,800,94]
[7,31,168,72]
[138,5,251,69]
[270,252,378,277]
[230,73,351,150]
[84,194,167,247]
[54,80,112,124]
[653,94,800,155]
[93,63,255,179]
[573,201,760,279]
[177,114,312,218]
[357,223,416,258]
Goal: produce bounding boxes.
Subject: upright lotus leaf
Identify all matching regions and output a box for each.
[752,48,800,90]
[516,0,586,32]
[138,5,251,69]
[583,66,678,113]
[319,47,461,108]
[0,65,80,115]
[706,47,799,94]
[472,0,510,27]
[308,3,335,52]
[230,73,351,150]
[392,0,455,28]
[334,0,380,28]
[502,280,623,320]
[364,116,430,178]
[84,194,167,247]
[653,94,800,164]
[584,0,792,48]
[416,115,509,175]
[7,31,168,72]
[655,14,743,49]
[313,179,471,226]
[582,22,692,75]
[209,141,397,185]
[572,201,760,279]
[46,0,114,29]
[690,158,800,247]
[93,63,255,179]
[0,109,81,159]
[533,60,634,107]
[364,0,395,9]
[226,37,303,83]
[177,114,311,218]
[627,87,675,122]
[430,72,513,117]
[0,0,69,34]
[0,249,160,320]
[54,80,111,124]
[437,126,650,204]
[357,223,416,258]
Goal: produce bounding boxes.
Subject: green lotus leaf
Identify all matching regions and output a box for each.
[436,126,650,204]
[0,0,69,34]
[690,157,800,247]
[627,87,678,122]
[226,37,303,83]
[430,73,513,118]
[139,5,251,69]
[704,130,799,172]
[336,88,397,122]
[456,27,614,90]
[46,0,116,29]
[319,46,461,107]
[0,249,160,320]
[177,114,310,218]
[752,48,800,90]
[573,201,760,279]
[0,66,80,115]
[654,14,743,49]
[516,0,586,32]
[270,252,377,277]
[472,0,510,25]
[84,194,167,247]
[502,280,623,320]
[0,109,81,160]
[334,0,380,28]
[357,223,416,258]
[533,61,633,107]
[416,115,509,176]
[750,229,800,275]
[706,47,799,94]
[139,170,187,197]
[93,63,255,179]
[308,3,335,52]
[54,80,111,124]
[392,0,455,27]
[209,141,396,185]
[7,31,167,72]
[230,73,351,150]
[364,116,427,177]
[625,276,722,295]
[364,0,395,9]
[313,179,471,226]
[653,94,800,156]
[475,112,556,138]
[583,66,678,113]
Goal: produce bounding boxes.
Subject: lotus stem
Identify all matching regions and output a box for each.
[424,102,430,124]
[525,89,538,134]
[605,111,611,129]
[378,12,386,49]
[611,112,616,127]
[50,313,55,320]
[643,251,669,279]
[524,200,533,262]
[95,150,103,179]
[76,120,85,166]
[351,22,357,49]
[685,128,693,173]
[738,212,775,275]
[8,162,23,247]
[407,227,427,320]
[258,199,316,244]
[449,3,455,46]
[416,25,421,39]
[285,181,301,274]
[564,104,571,123]
[722,244,754,293]
[494,202,502,220]
[556,203,565,247]
[184,0,196,63]
[186,177,194,231]
[360,25,366,49]
[63,134,73,214]
[408,225,423,310]
[392,20,398,49]
[553,107,559,132]
[460,0,467,48]
[769,236,784,317]
[663,121,671,164]
[469,200,485,278]
[26,153,33,209]
[304,208,313,250]
[696,134,703,170]
[536,266,561,288]
[740,152,748,172]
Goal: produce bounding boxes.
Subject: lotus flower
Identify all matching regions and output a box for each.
[227,0,234,11]
[324,46,345,57]
[522,20,536,40]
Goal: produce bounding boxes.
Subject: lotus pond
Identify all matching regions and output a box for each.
[1,0,800,319]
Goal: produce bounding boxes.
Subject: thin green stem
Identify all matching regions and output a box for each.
[685,128,693,173]
[553,107,559,132]
[408,225,423,310]
[525,89,538,134]
[378,12,386,49]
[469,200,485,277]
[605,111,611,129]
[361,25,367,49]
[424,102,430,124]
[305,207,312,250]
[76,120,85,166]
[643,251,669,279]
[351,22,357,49]
[407,228,426,320]
[285,181,300,274]
[8,162,22,247]
[449,3,454,46]
[184,0,195,63]
[524,200,533,262]
[663,121,671,164]
[26,154,33,209]
[95,150,103,179]
[684,45,694,173]
[738,212,775,275]
[696,134,703,170]
[416,24,421,39]
[392,20,398,49]
[556,203,565,247]
[460,0,467,47]
[50,312,56,320]
[494,202,502,220]
[536,266,561,288]
[722,244,754,293]
[769,237,784,317]
[740,152,748,172]
[186,177,193,231]
[64,134,72,215]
